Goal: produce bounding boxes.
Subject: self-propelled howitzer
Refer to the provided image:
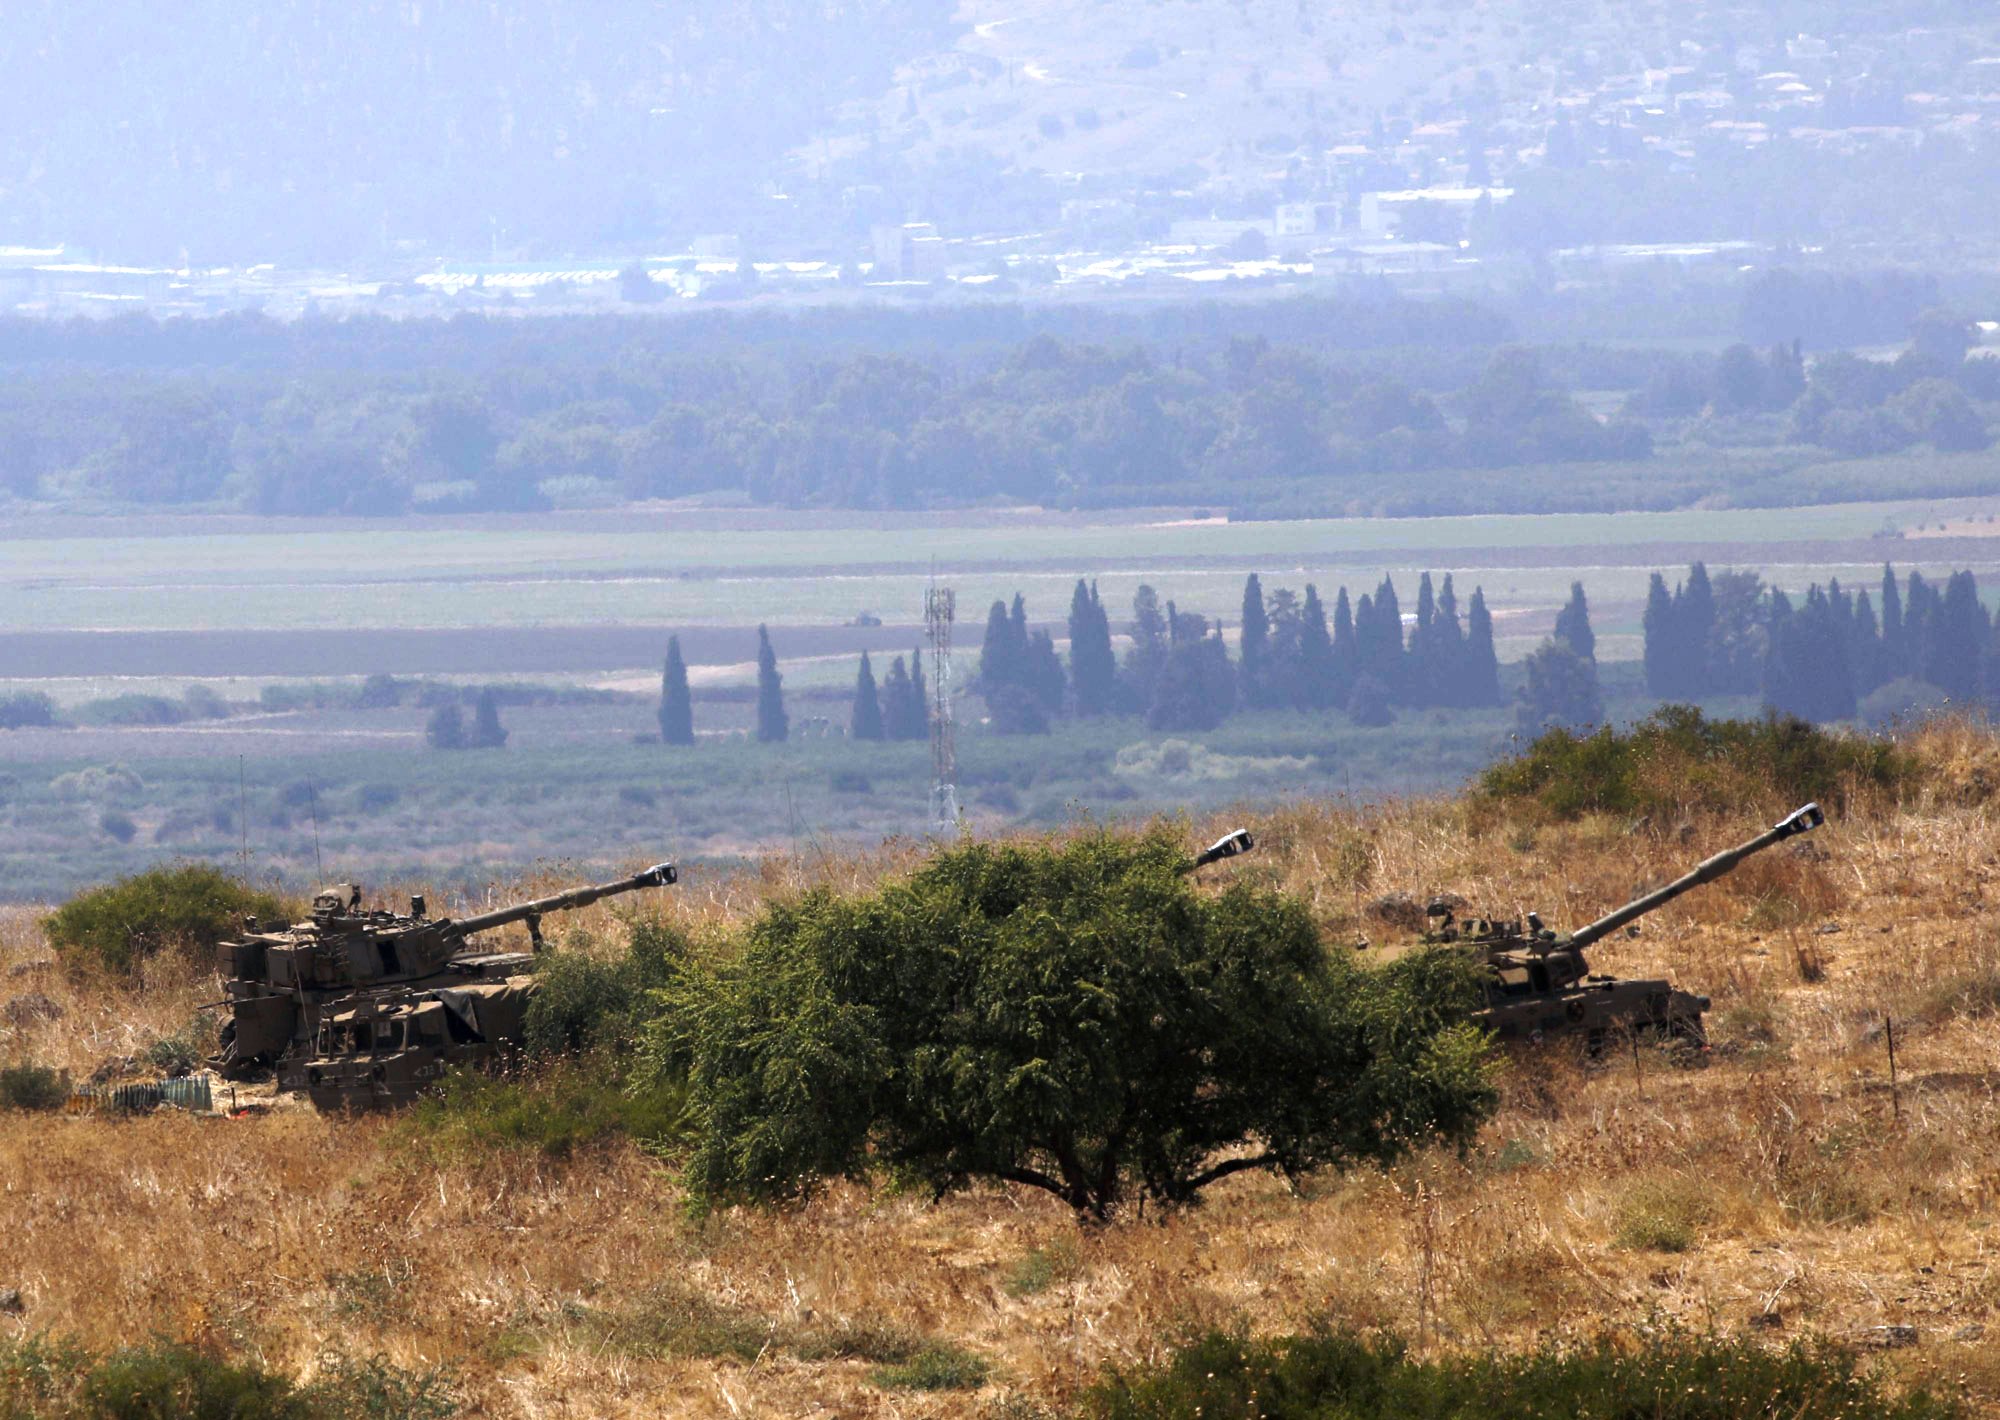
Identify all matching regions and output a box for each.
[212,862,677,1080]
[1421,803,1825,1044]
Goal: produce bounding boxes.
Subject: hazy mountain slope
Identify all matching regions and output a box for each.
[826,0,1997,210]
[0,0,956,263]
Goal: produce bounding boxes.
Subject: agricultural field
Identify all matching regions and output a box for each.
[1,496,1994,898]
[5,727,2000,1416]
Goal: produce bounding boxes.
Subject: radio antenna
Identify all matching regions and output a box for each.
[237,756,248,872]
[308,779,325,882]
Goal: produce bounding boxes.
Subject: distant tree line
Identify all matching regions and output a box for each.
[0,310,1662,516]
[1645,561,1997,725]
[1624,309,1996,458]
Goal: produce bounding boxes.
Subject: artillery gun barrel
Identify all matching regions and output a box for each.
[1566,803,1824,951]
[452,861,678,937]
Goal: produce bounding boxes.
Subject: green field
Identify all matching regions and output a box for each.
[3,497,1994,639]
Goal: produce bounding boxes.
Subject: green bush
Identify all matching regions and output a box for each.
[296,1352,458,1420]
[43,864,297,974]
[0,1065,70,1111]
[522,921,689,1058]
[654,828,1494,1220]
[870,1343,991,1392]
[399,1063,685,1162]
[0,1335,457,1420]
[81,1342,309,1420]
[143,1017,211,1078]
[73,695,189,727]
[0,691,59,729]
[1083,1329,1960,1420]
[1476,706,1911,822]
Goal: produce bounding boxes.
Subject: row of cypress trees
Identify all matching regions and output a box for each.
[1644,561,1991,723]
[655,572,1515,745]
[978,573,1506,734]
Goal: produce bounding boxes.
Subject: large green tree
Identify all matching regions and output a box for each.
[651,830,1495,1221]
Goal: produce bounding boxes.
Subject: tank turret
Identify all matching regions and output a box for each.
[213,862,677,1080]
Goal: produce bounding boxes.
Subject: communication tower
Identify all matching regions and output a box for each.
[925,583,960,831]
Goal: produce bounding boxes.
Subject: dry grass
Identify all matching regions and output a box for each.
[7,760,2000,1416]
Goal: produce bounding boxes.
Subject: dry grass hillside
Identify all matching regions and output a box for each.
[7,721,2000,1416]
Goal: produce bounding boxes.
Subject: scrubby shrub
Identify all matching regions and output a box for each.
[870,1342,990,1392]
[180,685,231,720]
[81,1342,307,1420]
[828,769,871,794]
[1477,706,1911,822]
[356,783,400,815]
[617,785,657,808]
[43,863,296,973]
[74,694,188,727]
[298,1352,458,1420]
[400,1063,686,1162]
[523,922,689,1058]
[97,810,137,843]
[0,1334,458,1420]
[1083,1329,1959,1419]
[51,764,145,802]
[0,691,59,729]
[1004,1239,1082,1298]
[1614,1176,1715,1252]
[0,1064,69,1111]
[144,1017,210,1077]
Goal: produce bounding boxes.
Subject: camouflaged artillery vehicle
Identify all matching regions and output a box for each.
[1414,803,1825,1046]
[211,862,678,1085]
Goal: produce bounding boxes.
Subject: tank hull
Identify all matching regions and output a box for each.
[1476,977,1710,1045]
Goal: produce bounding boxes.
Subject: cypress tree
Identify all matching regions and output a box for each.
[1760,587,1798,714]
[1298,584,1337,709]
[1766,586,1855,722]
[882,656,925,740]
[1467,587,1501,706]
[1434,574,1466,705]
[979,600,1017,695]
[755,625,788,743]
[1331,586,1358,705]
[1904,571,1936,686]
[1681,562,1715,691]
[1069,579,1116,716]
[1239,573,1274,707]
[471,687,509,748]
[1123,584,1169,708]
[850,651,884,740]
[1410,572,1438,707]
[1928,570,1985,700]
[1880,563,1906,678]
[1642,573,1676,697]
[1852,589,1882,695]
[1026,629,1066,715]
[1371,576,1405,697]
[659,635,695,745]
[1553,581,1595,662]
